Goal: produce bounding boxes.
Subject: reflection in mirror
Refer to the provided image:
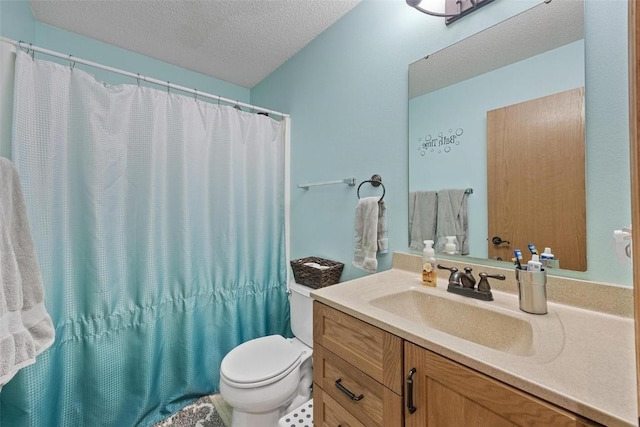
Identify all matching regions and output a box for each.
[408,0,586,271]
[487,88,585,271]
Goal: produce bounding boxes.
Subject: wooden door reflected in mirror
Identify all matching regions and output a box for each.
[487,88,586,271]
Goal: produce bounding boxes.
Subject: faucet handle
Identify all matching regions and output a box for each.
[437,264,458,282]
[477,272,506,293]
[461,267,476,288]
[437,264,457,272]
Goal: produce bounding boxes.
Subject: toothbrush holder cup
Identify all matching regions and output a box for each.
[515,268,548,315]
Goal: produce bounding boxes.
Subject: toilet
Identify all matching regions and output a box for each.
[219,281,313,427]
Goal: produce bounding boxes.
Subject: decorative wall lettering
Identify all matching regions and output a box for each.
[416,128,463,156]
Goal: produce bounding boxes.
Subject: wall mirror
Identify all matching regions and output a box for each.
[408,1,590,273]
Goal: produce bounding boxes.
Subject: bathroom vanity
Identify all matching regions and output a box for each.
[311,254,637,427]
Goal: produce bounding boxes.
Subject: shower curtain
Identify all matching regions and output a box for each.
[0,50,290,426]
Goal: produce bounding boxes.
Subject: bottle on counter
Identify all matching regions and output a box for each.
[540,247,554,262]
[527,254,543,272]
[444,236,458,255]
[540,247,558,269]
[422,240,437,287]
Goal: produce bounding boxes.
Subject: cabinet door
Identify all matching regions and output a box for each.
[404,342,596,427]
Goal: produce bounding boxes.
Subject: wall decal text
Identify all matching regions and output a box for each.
[416,128,464,156]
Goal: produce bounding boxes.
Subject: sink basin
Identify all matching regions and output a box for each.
[369,290,535,356]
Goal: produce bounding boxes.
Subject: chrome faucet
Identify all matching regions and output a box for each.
[438,264,505,301]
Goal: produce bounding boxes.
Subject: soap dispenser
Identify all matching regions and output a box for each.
[422,240,437,287]
[444,236,458,254]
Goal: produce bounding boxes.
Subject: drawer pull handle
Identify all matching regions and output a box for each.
[407,368,417,414]
[335,378,364,401]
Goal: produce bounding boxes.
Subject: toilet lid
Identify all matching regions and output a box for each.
[221,335,302,385]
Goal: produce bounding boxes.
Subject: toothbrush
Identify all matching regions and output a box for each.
[527,243,538,255]
[514,249,523,269]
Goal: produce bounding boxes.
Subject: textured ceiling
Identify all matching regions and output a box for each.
[409,0,584,99]
[29,0,360,88]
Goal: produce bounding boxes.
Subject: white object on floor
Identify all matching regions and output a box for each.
[278,398,313,427]
[219,282,313,427]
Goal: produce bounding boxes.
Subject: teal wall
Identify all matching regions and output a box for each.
[0,0,36,42]
[253,0,632,286]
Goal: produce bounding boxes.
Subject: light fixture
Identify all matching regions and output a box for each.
[406,0,495,25]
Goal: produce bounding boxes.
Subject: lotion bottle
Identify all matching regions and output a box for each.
[527,254,543,272]
[540,247,554,261]
[540,247,557,269]
[422,240,437,287]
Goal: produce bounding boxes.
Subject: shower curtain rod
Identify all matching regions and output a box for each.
[4,38,290,119]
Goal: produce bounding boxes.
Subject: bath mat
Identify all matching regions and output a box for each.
[153,395,230,427]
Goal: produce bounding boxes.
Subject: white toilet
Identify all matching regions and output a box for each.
[219,282,313,427]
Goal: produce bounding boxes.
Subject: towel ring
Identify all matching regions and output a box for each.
[357,174,386,202]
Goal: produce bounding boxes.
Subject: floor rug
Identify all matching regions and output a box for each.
[153,394,231,427]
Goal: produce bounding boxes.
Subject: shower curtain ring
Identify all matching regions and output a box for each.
[136,73,141,87]
[194,89,198,101]
[69,55,76,70]
[167,82,170,94]
[19,42,34,59]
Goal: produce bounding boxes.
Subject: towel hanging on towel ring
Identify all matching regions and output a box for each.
[357,174,386,202]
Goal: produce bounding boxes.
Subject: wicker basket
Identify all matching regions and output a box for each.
[290,256,344,289]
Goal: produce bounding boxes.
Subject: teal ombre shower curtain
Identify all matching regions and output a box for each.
[1,50,290,426]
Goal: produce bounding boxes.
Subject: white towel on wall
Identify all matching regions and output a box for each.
[435,189,469,255]
[353,197,387,273]
[0,158,54,387]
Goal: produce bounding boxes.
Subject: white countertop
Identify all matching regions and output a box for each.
[310,268,638,427]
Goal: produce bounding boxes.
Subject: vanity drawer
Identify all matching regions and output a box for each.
[313,345,403,427]
[313,387,367,427]
[313,301,403,394]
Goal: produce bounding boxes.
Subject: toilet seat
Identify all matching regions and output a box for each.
[221,335,302,389]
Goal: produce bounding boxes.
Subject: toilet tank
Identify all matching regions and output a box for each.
[289,281,313,347]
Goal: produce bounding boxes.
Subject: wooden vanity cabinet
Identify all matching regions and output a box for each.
[313,301,403,426]
[404,342,600,427]
[313,302,604,427]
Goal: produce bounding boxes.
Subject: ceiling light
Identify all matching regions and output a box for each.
[406,0,495,25]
